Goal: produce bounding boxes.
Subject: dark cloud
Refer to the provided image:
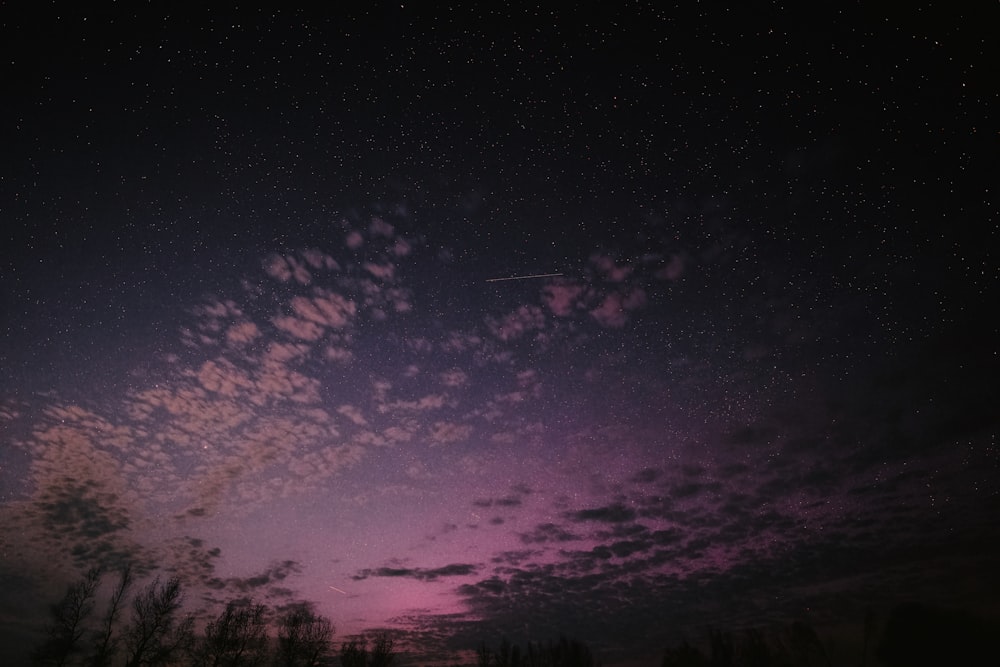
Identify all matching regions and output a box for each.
[566,503,637,524]
[630,467,660,483]
[519,523,580,544]
[216,560,304,594]
[39,484,130,540]
[353,564,478,582]
[474,495,523,509]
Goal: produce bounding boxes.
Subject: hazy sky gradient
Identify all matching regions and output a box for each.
[2,4,997,665]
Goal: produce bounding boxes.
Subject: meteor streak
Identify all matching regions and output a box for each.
[329,585,347,594]
[485,272,563,283]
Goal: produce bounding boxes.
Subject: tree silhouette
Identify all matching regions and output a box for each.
[123,576,194,667]
[660,640,706,667]
[737,629,770,667]
[477,636,596,667]
[194,600,269,667]
[660,621,834,667]
[340,637,368,667]
[275,606,334,667]
[782,620,830,667]
[368,632,396,667]
[341,632,395,667]
[90,564,134,667]
[706,628,733,667]
[33,567,101,667]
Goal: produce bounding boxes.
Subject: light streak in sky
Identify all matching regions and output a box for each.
[329,585,348,595]
[485,272,563,283]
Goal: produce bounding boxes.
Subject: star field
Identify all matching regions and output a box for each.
[1,3,998,666]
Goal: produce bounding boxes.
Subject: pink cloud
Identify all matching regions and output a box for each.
[273,315,324,341]
[591,254,633,282]
[264,254,293,282]
[363,262,396,280]
[324,346,354,363]
[589,287,648,328]
[369,217,395,238]
[384,425,415,443]
[622,287,648,310]
[440,369,469,388]
[264,254,312,284]
[590,293,629,328]
[441,332,483,353]
[288,259,312,284]
[384,394,446,412]
[337,404,368,426]
[345,230,364,249]
[429,421,474,446]
[196,360,254,397]
[489,305,546,341]
[542,283,587,316]
[226,321,260,345]
[300,248,340,271]
[289,290,356,328]
[392,238,412,256]
[655,254,686,281]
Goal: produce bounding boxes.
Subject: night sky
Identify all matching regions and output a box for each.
[1,3,998,665]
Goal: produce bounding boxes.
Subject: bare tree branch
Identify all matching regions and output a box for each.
[90,563,133,667]
[34,567,101,667]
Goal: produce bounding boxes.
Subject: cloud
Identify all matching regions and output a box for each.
[383,394,446,412]
[631,468,661,483]
[487,305,546,342]
[439,369,468,388]
[364,262,396,280]
[369,217,395,238]
[541,283,587,316]
[589,289,647,328]
[566,504,637,523]
[273,314,325,341]
[289,290,357,329]
[264,254,314,285]
[519,523,580,544]
[655,253,686,281]
[300,248,340,271]
[346,230,364,248]
[352,564,477,582]
[204,560,304,597]
[428,421,473,446]
[324,346,354,363]
[226,321,261,346]
[589,255,633,282]
[337,404,368,425]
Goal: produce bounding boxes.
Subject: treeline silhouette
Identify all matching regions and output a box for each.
[35,566,997,667]
[32,565,394,667]
[476,637,597,667]
[658,602,996,667]
[659,623,830,667]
